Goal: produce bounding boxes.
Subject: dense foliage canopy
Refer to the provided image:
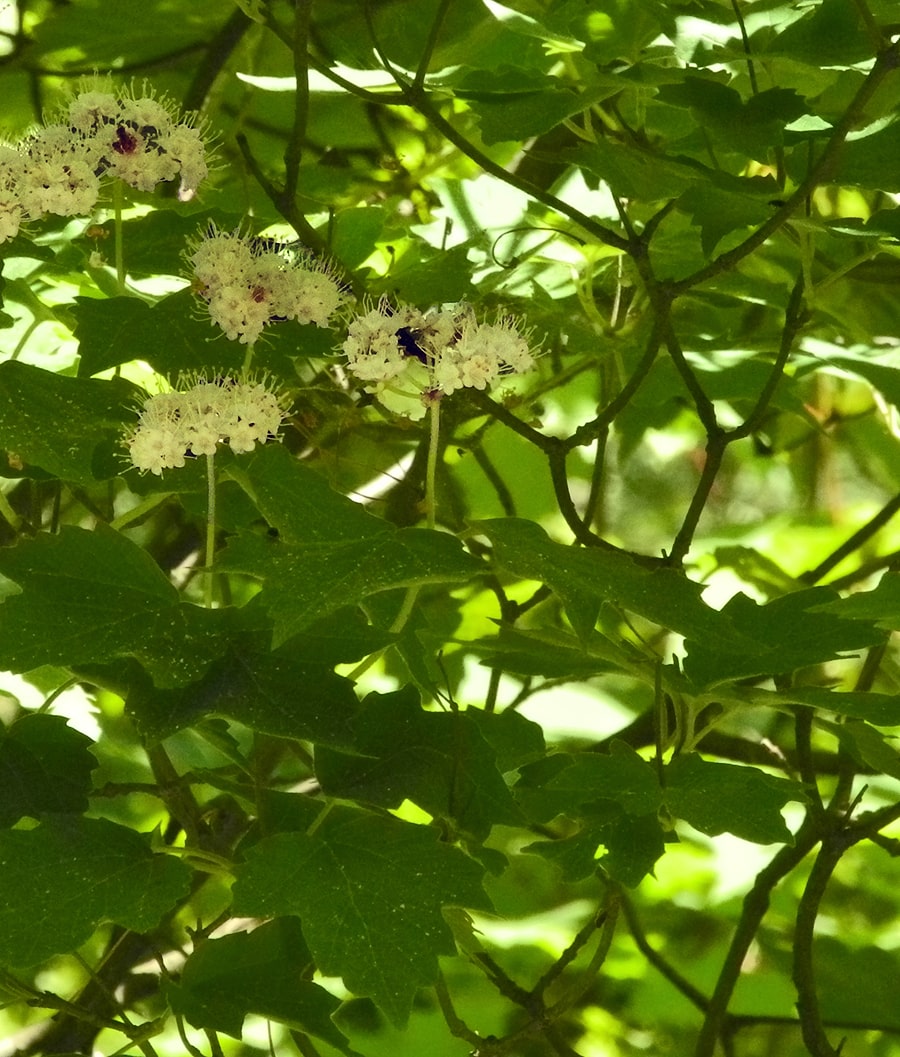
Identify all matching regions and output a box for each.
[2,1,900,1055]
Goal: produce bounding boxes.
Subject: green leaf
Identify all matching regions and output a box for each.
[231,808,490,1026]
[664,755,805,845]
[657,77,806,159]
[766,0,872,69]
[515,744,662,823]
[677,181,774,256]
[0,525,180,671]
[0,714,94,826]
[470,626,614,679]
[74,289,331,380]
[578,0,671,64]
[565,139,699,201]
[805,937,900,1029]
[166,919,359,1054]
[125,622,359,746]
[777,687,900,726]
[683,586,887,688]
[524,805,665,888]
[220,445,480,643]
[478,517,742,644]
[808,573,900,629]
[0,362,137,484]
[834,121,900,194]
[31,0,230,65]
[818,718,900,780]
[827,355,900,412]
[466,705,546,773]
[369,242,475,304]
[461,72,607,144]
[0,817,191,968]
[315,688,525,839]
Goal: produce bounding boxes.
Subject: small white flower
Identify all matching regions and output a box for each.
[286,261,347,327]
[189,228,345,343]
[19,124,101,218]
[341,301,535,413]
[161,124,208,200]
[0,144,26,243]
[437,316,534,395]
[126,378,284,474]
[67,91,121,134]
[66,81,209,198]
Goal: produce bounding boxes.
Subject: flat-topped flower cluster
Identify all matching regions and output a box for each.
[189,227,346,344]
[127,377,283,475]
[0,82,208,243]
[342,298,535,415]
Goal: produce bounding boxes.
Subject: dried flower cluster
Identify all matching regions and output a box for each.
[342,298,535,413]
[0,82,208,244]
[190,227,347,345]
[127,378,283,475]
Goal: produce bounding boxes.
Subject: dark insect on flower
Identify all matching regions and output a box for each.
[396,326,428,363]
[247,235,291,255]
[112,125,139,155]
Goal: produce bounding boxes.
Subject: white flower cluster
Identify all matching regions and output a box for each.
[127,378,283,475]
[342,299,535,410]
[190,227,347,345]
[0,83,208,244]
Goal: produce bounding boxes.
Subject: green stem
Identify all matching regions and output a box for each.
[205,451,216,609]
[426,397,441,530]
[109,491,171,531]
[113,181,126,294]
[306,799,334,837]
[241,341,255,378]
[343,584,420,682]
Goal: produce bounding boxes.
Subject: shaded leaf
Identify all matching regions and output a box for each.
[515,744,661,823]
[461,71,607,144]
[466,705,545,773]
[315,688,525,839]
[806,937,900,1029]
[664,754,805,845]
[524,805,665,888]
[818,718,900,781]
[0,525,179,671]
[0,714,94,826]
[166,919,359,1054]
[478,517,743,644]
[220,446,480,643]
[778,686,900,727]
[0,817,191,968]
[231,808,490,1026]
[683,586,887,688]
[126,626,359,746]
[565,139,698,200]
[74,289,331,380]
[0,362,137,484]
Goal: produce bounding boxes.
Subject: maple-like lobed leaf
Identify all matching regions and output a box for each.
[231,807,491,1026]
[0,817,191,968]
